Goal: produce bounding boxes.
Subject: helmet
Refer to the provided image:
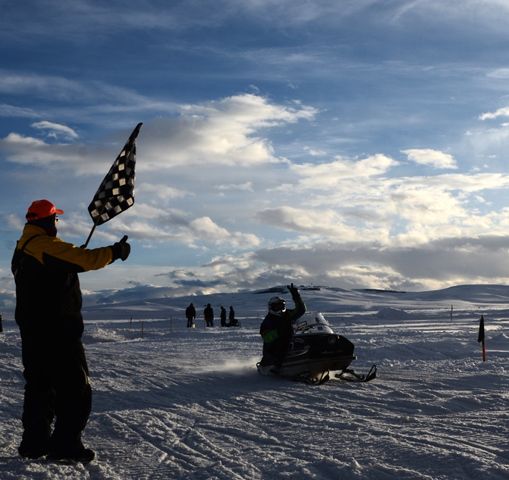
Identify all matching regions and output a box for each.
[268,296,286,313]
[26,199,64,221]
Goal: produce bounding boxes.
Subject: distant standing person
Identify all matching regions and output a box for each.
[228,306,237,327]
[204,303,214,327]
[185,303,196,328]
[220,306,227,327]
[11,199,131,463]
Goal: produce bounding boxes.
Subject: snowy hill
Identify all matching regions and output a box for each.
[77,283,509,322]
[1,284,508,479]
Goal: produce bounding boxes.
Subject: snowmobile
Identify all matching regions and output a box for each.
[257,313,376,385]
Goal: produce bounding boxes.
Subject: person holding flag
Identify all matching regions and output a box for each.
[12,123,141,463]
[11,199,131,463]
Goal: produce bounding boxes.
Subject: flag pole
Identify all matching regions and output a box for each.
[83,222,97,249]
[83,202,107,248]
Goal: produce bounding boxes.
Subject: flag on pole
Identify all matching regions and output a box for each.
[88,123,142,226]
[478,315,486,361]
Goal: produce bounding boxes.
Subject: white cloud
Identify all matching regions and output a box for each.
[31,120,79,140]
[137,231,509,293]
[479,106,509,121]
[190,216,231,238]
[1,213,24,230]
[402,148,457,169]
[257,206,361,240]
[0,133,99,171]
[3,132,45,148]
[291,154,397,189]
[486,68,509,79]
[216,182,254,192]
[458,124,509,164]
[0,94,316,174]
[0,70,162,109]
[137,183,190,200]
[0,103,40,118]
[389,0,509,29]
[58,231,509,296]
[304,146,327,157]
[190,216,260,248]
[284,150,509,246]
[103,203,261,250]
[251,234,509,289]
[398,172,509,193]
[140,94,317,168]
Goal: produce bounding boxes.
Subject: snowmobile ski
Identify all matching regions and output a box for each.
[256,362,331,385]
[335,364,377,383]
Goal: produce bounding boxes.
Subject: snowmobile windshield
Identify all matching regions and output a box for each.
[294,312,335,334]
[314,313,328,325]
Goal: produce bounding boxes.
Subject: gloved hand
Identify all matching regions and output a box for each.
[287,283,299,297]
[111,235,131,261]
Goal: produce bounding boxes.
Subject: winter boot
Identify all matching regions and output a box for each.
[18,442,49,459]
[47,439,95,463]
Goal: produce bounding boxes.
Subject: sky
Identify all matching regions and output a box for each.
[3,0,509,305]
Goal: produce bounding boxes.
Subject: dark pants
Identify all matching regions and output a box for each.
[261,329,293,368]
[19,334,91,452]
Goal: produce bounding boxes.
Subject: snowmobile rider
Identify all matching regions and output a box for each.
[259,283,306,370]
[11,199,131,463]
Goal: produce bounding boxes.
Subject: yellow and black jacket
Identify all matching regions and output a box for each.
[11,224,113,339]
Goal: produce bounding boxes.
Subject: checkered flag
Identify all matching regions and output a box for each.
[83,123,142,247]
[88,123,142,226]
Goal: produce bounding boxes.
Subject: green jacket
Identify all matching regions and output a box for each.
[259,292,306,345]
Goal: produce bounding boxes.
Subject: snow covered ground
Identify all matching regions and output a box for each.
[1,285,508,479]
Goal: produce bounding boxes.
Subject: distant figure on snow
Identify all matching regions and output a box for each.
[228,306,238,327]
[204,303,214,327]
[220,306,227,327]
[258,283,305,371]
[185,303,196,328]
